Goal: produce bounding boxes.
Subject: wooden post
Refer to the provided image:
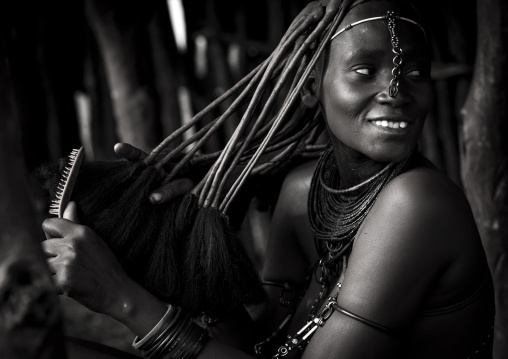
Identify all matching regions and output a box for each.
[0,53,66,358]
[460,0,508,357]
[148,10,182,139]
[85,0,159,152]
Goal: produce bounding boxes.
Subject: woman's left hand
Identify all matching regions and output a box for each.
[114,142,194,204]
[41,201,134,317]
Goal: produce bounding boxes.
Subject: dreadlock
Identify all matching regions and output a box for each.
[39,0,358,317]
[145,0,358,209]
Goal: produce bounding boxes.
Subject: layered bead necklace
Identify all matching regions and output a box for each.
[262,145,416,358]
[306,144,415,319]
[309,144,414,267]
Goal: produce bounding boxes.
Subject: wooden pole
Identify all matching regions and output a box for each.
[460,0,508,357]
[0,52,66,359]
[85,0,159,152]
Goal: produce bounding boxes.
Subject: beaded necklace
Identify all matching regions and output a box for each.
[305,144,415,326]
[258,145,416,358]
[309,144,414,267]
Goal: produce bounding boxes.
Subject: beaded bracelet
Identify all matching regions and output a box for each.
[132,305,209,359]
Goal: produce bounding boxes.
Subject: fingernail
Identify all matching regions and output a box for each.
[150,193,162,203]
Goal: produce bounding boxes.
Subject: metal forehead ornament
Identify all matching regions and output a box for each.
[330,11,427,98]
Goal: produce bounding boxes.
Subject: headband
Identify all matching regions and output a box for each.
[330,12,426,41]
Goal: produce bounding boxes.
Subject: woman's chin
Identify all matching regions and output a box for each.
[364,145,416,164]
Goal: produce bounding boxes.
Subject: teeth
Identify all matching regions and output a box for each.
[373,120,408,129]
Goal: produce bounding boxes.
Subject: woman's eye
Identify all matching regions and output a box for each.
[406,69,423,77]
[354,68,375,76]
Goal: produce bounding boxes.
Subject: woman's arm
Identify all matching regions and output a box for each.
[301,167,476,358]
[42,202,168,337]
[43,157,320,358]
[42,202,260,358]
[41,163,312,358]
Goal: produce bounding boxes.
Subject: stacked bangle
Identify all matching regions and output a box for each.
[132,305,208,359]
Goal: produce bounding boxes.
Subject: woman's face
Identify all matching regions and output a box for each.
[316,2,433,163]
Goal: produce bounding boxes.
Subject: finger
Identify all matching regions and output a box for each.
[149,178,194,204]
[43,218,58,240]
[46,257,57,275]
[42,217,82,239]
[53,271,67,296]
[114,143,147,161]
[41,238,61,257]
[63,201,80,224]
[44,228,52,240]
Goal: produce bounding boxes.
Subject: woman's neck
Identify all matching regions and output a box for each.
[330,142,389,190]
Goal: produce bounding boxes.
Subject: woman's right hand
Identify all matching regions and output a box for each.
[42,202,135,316]
[114,142,194,203]
[42,201,169,336]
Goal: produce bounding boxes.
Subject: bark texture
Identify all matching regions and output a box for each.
[85,0,159,152]
[460,0,508,357]
[0,55,66,358]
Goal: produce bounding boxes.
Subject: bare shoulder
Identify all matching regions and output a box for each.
[339,154,485,329]
[387,158,467,207]
[276,158,317,215]
[361,153,484,271]
[262,159,318,285]
[373,155,479,249]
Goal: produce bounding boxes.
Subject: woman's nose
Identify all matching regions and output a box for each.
[375,75,411,107]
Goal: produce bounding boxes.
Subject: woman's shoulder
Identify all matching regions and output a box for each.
[262,159,319,284]
[378,153,476,232]
[267,159,319,263]
[340,154,487,329]
[281,158,317,188]
[354,153,485,296]
[356,154,472,257]
[276,158,318,215]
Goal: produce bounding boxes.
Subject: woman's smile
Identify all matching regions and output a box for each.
[371,120,409,129]
[367,115,413,132]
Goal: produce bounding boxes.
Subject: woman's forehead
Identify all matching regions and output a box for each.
[331,21,427,53]
[328,1,428,58]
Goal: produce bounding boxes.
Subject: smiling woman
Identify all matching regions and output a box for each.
[39,0,494,358]
[308,2,433,166]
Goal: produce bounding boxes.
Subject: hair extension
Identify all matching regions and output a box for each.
[39,0,362,317]
[38,156,265,316]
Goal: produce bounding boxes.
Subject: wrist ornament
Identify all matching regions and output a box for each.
[132,305,208,359]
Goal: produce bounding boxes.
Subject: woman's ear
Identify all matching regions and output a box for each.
[301,71,319,108]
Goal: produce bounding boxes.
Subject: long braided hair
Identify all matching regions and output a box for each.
[39,0,368,317]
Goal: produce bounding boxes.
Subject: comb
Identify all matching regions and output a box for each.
[49,147,85,218]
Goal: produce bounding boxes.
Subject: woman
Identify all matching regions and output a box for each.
[41,0,495,358]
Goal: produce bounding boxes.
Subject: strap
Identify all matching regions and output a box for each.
[331,303,395,335]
